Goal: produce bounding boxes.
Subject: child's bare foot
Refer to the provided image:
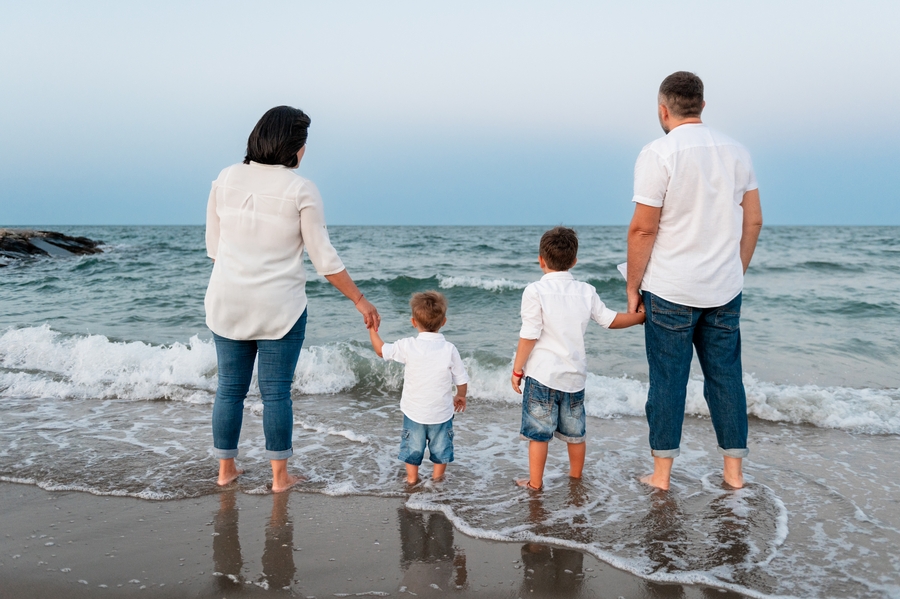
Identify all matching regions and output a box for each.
[270,474,305,494]
[432,464,447,482]
[640,473,670,490]
[217,458,243,486]
[515,478,542,491]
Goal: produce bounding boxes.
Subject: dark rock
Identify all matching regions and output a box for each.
[0,229,103,265]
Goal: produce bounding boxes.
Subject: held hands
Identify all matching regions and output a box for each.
[627,288,645,315]
[453,394,467,413]
[355,295,381,330]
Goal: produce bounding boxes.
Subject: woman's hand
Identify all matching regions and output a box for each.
[355,296,380,330]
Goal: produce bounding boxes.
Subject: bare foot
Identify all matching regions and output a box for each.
[217,469,243,486]
[640,474,670,491]
[723,456,744,489]
[405,477,420,486]
[722,474,744,489]
[270,474,305,494]
[515,478,542,491]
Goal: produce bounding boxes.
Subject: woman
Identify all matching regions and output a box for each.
[205,106,379,492]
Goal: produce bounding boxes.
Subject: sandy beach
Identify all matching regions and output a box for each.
[0,483,749,598]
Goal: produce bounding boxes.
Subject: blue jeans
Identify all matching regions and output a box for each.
[211,310,307,460]
[643,292,748,459]
[520,377,586,443]
[398,415,454,466]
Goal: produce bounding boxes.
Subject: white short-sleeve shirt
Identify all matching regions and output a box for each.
[519,272,617,393]
[204,162,345,340]
[633,123,758,308]
[381,332,470,425]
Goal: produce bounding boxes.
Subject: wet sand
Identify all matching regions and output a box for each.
[0,482,748,598]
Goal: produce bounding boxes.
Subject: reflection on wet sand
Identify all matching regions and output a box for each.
[212,489,296,592]
[398,507,467,594]
[213,490,244,592]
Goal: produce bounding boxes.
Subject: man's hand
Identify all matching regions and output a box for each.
[627,289,644,314]
[453,395,467,413]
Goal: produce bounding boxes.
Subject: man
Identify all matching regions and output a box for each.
[626,71,763,490]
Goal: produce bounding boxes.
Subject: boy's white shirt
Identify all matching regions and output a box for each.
[520,271,617,393]
[381,332,470,425]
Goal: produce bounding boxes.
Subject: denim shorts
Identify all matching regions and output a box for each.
[398,414,454,466]
[520,377,586,443]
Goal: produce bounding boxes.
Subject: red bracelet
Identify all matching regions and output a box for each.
[512,370,524,378]
[354,293,365,305]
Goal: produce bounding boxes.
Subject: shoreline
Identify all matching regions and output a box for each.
[0,482,749,598]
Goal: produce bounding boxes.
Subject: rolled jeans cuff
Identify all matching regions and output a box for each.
[213,447,239,460]
[651,447,680,458]
[717,446,749,458]
[553,431,585,444]
[266,448,293,461]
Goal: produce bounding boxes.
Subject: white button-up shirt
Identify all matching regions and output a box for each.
[205,162,345,340]
[382,333,469,425]
[519,272,617,393]
[633,123,758,308]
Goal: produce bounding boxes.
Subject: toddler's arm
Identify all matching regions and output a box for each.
[454,383,468,413]
[511,338,537,394]
[368,327,385,357]
[609,311,646,329]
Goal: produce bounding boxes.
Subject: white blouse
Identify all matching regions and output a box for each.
[205,162,345,340]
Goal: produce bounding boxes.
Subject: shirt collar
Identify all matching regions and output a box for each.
[540,271,574,281]
[249,161,287,169]
[416,332,445,341]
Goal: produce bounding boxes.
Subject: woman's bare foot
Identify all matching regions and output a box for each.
[271,474,305,494]
[639,473,670,490]
[515,478,542,491]
[217,458,243,486]
[723,456,744,489]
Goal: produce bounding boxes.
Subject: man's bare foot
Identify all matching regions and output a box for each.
[640,474,670,491]
[270,474,305,494]
[515,478,542,491]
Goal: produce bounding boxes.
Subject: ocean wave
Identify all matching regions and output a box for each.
[309,273,623,295]
[1,326,898,434]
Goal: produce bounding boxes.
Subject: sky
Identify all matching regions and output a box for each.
[1,1,899,226]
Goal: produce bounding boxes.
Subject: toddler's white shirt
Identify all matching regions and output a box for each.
[381,332,469,425]
[519,272,617,393]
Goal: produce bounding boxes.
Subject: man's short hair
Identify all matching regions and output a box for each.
[659,71,704,118]
[410,291,447,332]
[539,227,578,271]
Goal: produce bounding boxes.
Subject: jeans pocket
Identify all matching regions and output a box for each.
[402,428,410,439]
[568,390,585,412]
[650,295,693,332]
[714,308,741,331]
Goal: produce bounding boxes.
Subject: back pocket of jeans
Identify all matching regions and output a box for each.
[650,295,692,331]
[713,308,741,331]
[525,381,551,418]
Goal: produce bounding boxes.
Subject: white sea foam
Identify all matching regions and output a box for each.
[437,276,526,292]
[1,326,898,434]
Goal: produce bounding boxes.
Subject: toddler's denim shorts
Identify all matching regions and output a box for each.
[520,376,586,443]
[399,414,454,466]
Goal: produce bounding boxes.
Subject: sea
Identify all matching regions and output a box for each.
[1,225,899,599]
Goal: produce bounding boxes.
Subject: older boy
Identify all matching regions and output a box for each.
[369,291,469,484]
[512,227,645,490]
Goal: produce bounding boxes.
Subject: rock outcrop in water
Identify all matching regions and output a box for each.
[0,229,103,265]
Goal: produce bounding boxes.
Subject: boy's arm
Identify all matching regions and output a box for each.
[511,338,537,394]
[368,327,385,357]
[609,311,646,329]
[453,383,468,412]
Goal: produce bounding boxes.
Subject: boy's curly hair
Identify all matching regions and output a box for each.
[410,291,447,332]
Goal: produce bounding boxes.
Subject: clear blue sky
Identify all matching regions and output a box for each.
[1,1,898,226]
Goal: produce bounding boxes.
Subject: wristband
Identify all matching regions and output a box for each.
[354,293,365,305]
[512,370,524,378]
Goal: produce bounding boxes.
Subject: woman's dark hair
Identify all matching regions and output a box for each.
[243,106,311,168]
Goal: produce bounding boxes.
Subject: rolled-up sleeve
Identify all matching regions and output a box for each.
[632,148,669,208]
[450,346,469,385]
[519,285,543,340]
[590,290,617,329]
[296,180,346,276]
[381,338,408,364]
[205,182,220,260]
